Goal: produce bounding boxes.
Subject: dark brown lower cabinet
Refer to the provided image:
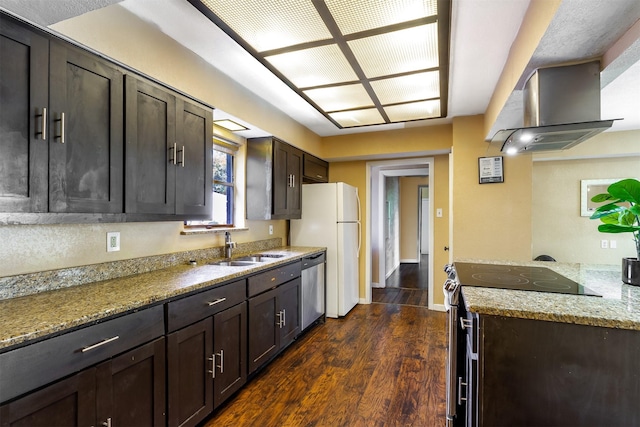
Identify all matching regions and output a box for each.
[0,369,95,427]
[167,302,247,427]
[464,311,640,426]
[0,338,165,427]
[96,337,166,427]
[248,278,301,374]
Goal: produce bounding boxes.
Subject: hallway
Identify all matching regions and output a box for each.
[372,255,429,307]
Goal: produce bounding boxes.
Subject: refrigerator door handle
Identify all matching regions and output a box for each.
[355,189,362,223]
[357,221,362,258]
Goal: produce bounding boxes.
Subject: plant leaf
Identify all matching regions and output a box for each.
[590,193,615,203]
[608,179,640,204]
[597,224,640,233]
[590,203,624,219]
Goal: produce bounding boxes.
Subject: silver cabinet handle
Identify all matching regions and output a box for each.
[208,354,215,379]
[276,311,282,328]
[282,308,286,327]
[81,336,119,353]
[291,175,295,188]
[460,318,473,330]
[55,112,65,143]
[216,349,224,374]
[177,145,185,167]
[458,377,467,405]
[102,418,112,427]
[207,297,226,306]
[37,107,47,140]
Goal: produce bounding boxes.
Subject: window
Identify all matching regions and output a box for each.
[186,138,239,228]
[211,148,234,226]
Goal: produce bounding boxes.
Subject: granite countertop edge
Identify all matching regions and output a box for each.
[0,246,325,351]
[457,259,640,331]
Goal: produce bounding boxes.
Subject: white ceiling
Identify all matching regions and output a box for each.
[1,0,639,139]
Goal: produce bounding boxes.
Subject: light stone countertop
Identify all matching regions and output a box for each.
[0,247,325,351]
[457,259,640,331]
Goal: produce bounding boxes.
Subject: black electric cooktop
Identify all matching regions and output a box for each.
[453,262,601,296]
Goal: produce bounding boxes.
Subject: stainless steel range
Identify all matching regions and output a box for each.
[443,262,600,427]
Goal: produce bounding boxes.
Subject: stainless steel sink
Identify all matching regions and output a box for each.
[235,255,267,262]
[209,260,258,267]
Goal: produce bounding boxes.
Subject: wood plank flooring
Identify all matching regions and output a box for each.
[372,287,429,307]
[204,304,447,427]
[373,255,430,307]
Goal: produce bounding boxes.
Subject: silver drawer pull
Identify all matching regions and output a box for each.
[102,417,112,427]
[216,349,224,374]
[460,318,473,330]
[81,336,119,353]
[207,297,226,306]
[458,377,468,405]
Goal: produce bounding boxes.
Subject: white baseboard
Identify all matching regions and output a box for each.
[400,258,419,263]
[430,303,446,312]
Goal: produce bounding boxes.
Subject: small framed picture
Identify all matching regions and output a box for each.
[478,156,504,184]
[580,179,617,217]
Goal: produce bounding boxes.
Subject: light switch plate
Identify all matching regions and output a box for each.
[436,208,443,218]
[107,232,120,252]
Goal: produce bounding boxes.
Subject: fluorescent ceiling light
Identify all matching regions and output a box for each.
[214,119,249,132]
[189,0,451,129]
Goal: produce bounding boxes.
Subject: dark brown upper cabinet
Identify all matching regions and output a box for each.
[48,41,124,213]
[0,16,49,213]
[303,153,329,183]
[125,75,212,220]
[0,15,124,215]
[246,137,302,220]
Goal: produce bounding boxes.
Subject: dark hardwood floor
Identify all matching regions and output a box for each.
[204,303,447,427]
[373,255,430,307]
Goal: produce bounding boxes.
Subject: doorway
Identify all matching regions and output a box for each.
[365,157,437,310]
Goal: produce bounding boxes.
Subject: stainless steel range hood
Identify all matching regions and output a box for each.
[491,61,616,153]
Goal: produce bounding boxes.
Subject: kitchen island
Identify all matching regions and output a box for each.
[453,259,640,427]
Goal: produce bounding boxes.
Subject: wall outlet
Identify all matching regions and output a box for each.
[107,232,120,252]
[600,239,608,249]
[436,208,443,218]
[610,240,617,249]
[269,225,274,235]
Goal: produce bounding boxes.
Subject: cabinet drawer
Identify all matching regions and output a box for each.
[0,305,164,403]
[248,261,302,297]
[166,279,246,332]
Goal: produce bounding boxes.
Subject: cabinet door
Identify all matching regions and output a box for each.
[48,41,123,213]
[279,277,301,348]
[272,140,290,218]
[213,302,247,408]
[96,337,166,427]
[125,75,176,214]
[248,287,279,374]
[0,369,95,427]
[0,17,49,213]
[175,98,213,217]
[286,145,303,218]
[167,319,213,427]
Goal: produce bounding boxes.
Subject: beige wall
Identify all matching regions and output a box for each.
[532,130,640,264]
[400,177,429,261]
[321,124,452,160]
[452,115,533,261]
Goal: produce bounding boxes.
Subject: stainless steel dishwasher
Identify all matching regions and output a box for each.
[300,252,326,331]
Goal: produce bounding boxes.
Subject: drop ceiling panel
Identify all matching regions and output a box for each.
[348,24,439,78]
[385,100,441,121]
[304,84,373,111]
[330,108,385,127]
[326,0,438,35]
[266,44,359,87]
[201,0,331,51]
[371,71,440,104]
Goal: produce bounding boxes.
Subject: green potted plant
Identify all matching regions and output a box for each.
[590,178,640,286]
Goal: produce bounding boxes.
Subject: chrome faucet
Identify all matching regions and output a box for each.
[224,231,236,259]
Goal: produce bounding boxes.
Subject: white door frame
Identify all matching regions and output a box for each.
[364,157,435,309]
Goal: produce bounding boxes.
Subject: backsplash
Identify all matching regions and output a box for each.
[0,238,282,300]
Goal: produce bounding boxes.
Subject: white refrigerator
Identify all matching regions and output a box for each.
[290,182,361,318]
